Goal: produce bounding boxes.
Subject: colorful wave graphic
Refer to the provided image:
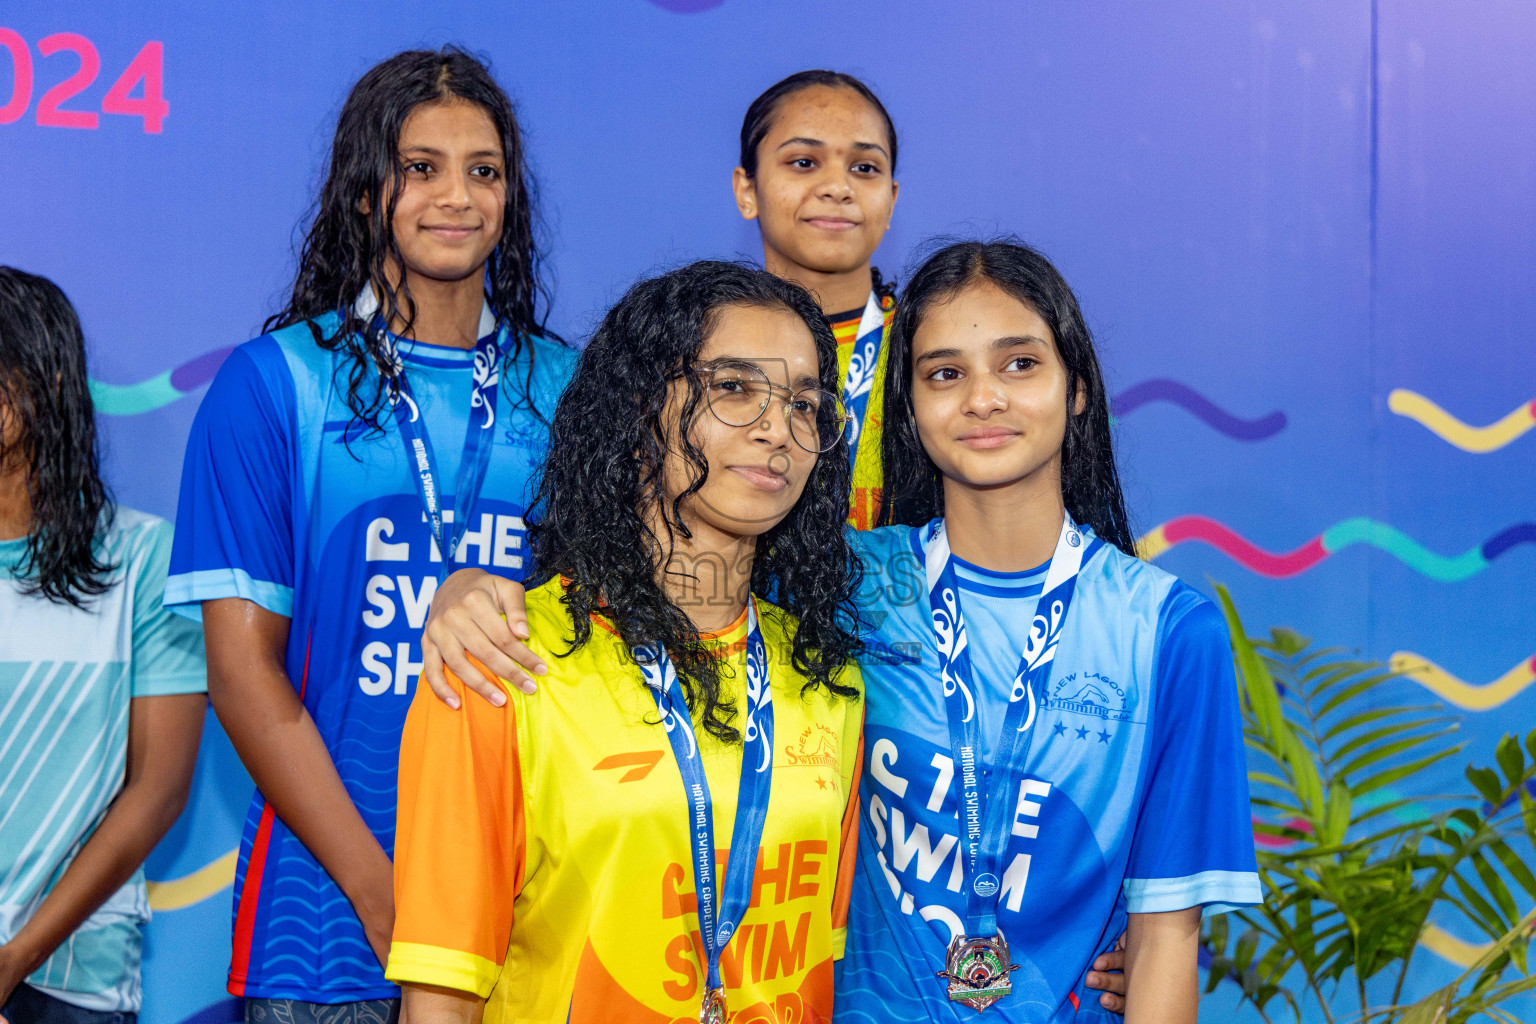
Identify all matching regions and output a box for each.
[146,850,237,911]
[1419,924,1497,968]
[1111,379,1286,441]
[88,347,232,416]
[1389,650,1536,711]
[1389,389,1536,453]
[1138,515,1535,581]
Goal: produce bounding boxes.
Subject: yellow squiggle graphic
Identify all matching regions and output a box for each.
[146,850,237,911]
[1388,389,1536,453]
[1419,924,1491,967]
[1390,650,1536,711]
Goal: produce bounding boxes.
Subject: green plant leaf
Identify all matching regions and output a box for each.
[1354,747,1463,797]
[1467,765,1505,807]
[1487,839,1536,901]
[1470,850,1520,930]
[1451,872,1510,938]
[1320,703,1451,743]
[1336,725,1461,781]
[1495,734,1526,789]
[1315,670,1404,719]
[1399,983,1454,1024]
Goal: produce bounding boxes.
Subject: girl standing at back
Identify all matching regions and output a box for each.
[733,70,899,532]
[167,47,573,1023]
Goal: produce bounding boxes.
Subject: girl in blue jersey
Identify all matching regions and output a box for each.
[420,239,1255,1018]
[830,240,1261,1021]
[167,48,573,1023]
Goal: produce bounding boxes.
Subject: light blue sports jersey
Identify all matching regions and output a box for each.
[166,311,575,1002]
[0,508,206,1013]
[836,524,1261,1023]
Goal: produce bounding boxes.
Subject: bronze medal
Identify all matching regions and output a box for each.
[936,933,1021,1011]
[700,986,729,1024]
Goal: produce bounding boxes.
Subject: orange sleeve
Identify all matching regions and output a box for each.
[387,661,526,997]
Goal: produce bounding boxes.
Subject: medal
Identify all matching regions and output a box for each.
[636,599,774,1023]
[938,933,1022,1011]
[699,987,729,1024]
[920,515,1095,1010]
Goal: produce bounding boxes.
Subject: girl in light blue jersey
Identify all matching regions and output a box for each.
[828,240,1260,1022]
[0,268,206,1024]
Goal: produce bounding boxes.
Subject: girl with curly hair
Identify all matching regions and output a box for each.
[386,261,865,1023]
[420,241,1260,1022]
[166,48,573,1020]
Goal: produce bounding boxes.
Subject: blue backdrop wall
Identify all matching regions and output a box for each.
[1,2,1532,1020]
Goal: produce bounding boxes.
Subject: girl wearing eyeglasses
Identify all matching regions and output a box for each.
[386,261,867,1023]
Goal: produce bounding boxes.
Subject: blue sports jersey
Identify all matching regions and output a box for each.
[166,311,574,1002]
[835,525,1261,1023]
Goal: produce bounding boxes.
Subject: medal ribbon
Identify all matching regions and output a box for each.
[841,291,888,473]
[921,514,1093,939]
[635,599,775,1004]
[377,320,507,581]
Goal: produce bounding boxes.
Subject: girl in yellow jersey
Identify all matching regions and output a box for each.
[733,70,900,531]
[386,261,865,1023]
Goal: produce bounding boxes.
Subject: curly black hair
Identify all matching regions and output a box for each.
[0,267,116,606]
[528,261,863,742]
[265,46,557,431]
[879,239,1137,556]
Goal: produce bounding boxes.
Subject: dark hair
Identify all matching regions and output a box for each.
[738,70,899,304]
[878,240,1137,555]
[528,261,862,742]
[0,268,116,605]
[266,46,554,430]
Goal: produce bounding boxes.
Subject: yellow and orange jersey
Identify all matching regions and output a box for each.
[829,296,893,532]
[388,578,864,1023]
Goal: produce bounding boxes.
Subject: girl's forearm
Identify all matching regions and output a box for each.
[3,693,204,977]
[203,598,396,965]
[1124,908,1202,1024]
[403,984,484,1024]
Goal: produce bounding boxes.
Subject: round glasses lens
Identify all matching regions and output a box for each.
[705,366,772,427]
[788,388,851,454]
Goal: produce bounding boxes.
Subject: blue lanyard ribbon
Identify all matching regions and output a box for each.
[841,291,888,473]
[921,514,1091,938]
[635,599,775,1000]
[377,321,506,580]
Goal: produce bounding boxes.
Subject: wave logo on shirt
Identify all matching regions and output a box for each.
[1044,671,1139,723]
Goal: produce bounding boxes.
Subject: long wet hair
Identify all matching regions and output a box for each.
[529,261,862,742]
[738,70,899,304]
[266,47,554,430]
[0,268,116,605]
[879,240,1137,555]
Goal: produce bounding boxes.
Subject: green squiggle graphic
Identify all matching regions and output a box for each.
[1320,518,1489,582]
[89,374,182,417]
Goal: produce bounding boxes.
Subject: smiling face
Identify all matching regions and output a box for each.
[911,280,1079,498]
[733,85,898,284]
[659,303,823,542]
[387,99,506,288]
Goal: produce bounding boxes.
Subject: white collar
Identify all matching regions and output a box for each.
[856,289,886,339]
[353,284,497,341]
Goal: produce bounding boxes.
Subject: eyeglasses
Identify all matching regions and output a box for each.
[697,363,851,455]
